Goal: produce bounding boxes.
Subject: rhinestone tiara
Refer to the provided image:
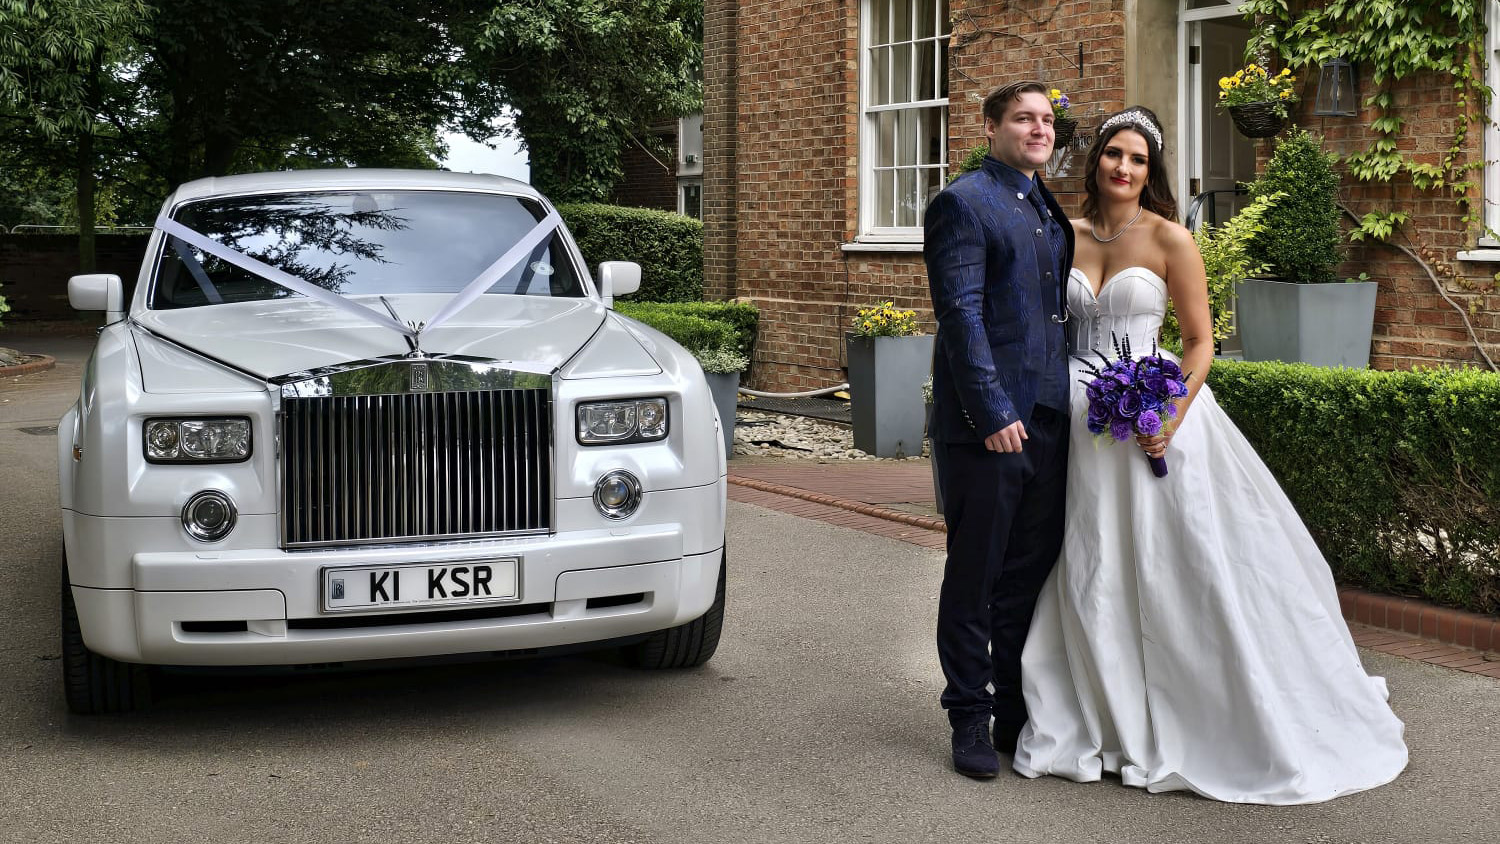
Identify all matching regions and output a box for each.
[1098,110,1163,149]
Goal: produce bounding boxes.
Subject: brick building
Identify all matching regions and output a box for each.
[705,0,1500,391]
[611,116,706,219]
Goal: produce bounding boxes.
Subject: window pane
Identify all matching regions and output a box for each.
[897,109,916,166]
[916,40,936,101]
[938,40,949,98]
[896,168,918,227]
[681,183,702,219]
[894,0,913,42]
[917,108,939,165]
[877,170,895,228]
[917,0,935,40]
[939,0,949,35]
[870,46,890,106]
[893,42,912,103]
[873,0,892,45]
[878,112,896,167]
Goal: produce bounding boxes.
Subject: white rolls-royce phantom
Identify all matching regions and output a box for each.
[58,169,727,713]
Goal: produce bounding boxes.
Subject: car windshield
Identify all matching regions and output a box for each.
[150,189,585,309]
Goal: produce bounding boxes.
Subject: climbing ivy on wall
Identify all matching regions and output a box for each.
[1242,0,1489,236]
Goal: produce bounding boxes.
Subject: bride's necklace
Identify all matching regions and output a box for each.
[1090,206,1144,244]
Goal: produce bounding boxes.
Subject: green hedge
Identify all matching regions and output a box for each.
[557,203,703,303]
[1207,360,1500,615]
[615,300,758,361]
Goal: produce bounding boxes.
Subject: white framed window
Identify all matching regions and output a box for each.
[859,0,950,240]
[678,180,702,219]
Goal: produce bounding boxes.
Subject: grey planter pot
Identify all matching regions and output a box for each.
[846,333,935,458]
[1236,278,1379,368]
[704,371,740,457]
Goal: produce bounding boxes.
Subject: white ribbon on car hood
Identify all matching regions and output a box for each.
[153,209,564,341]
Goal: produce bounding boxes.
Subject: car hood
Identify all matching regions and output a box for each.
[132,295,658,388]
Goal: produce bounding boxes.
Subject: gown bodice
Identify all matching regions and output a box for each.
[1065,267,1168,356]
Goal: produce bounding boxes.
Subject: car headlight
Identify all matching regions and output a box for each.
[144,417,252,463]
[576,398,668,445]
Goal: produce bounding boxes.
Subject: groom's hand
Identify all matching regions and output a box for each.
[985,420,1028,453]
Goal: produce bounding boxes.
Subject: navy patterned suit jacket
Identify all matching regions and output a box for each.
[924,156,1074,443]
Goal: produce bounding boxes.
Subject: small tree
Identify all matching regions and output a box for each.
[1246,128,1342,283]
[1162,190,1283,351]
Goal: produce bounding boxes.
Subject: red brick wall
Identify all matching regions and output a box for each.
[0,234,150,322]
[704,0,738,302]
[720,0,863,391]
[612,132,679,212]
[1305,70,1499,370]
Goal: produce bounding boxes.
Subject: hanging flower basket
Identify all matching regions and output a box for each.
[1053,115,1077,150]
[1226,101,1286,138]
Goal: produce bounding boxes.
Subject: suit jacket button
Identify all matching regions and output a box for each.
[1035,228,1044,236]
[1016,192,1025,199]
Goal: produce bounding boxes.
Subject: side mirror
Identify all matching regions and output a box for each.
[597,261,641,309]
[68,274,125,318]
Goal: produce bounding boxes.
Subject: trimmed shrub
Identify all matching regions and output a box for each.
[1246,128,1342,284]
[619,301,757,354]
[1207,360,1500,615]
[558,203,703,303]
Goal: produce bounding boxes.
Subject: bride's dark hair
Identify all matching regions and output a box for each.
[1081,106,1177,223]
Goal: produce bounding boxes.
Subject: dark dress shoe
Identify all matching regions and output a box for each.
[993,719,1024,756]
[951,720,1000,778]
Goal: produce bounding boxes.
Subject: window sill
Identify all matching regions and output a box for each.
[840,240,924,254]
[1456,248,1500,263]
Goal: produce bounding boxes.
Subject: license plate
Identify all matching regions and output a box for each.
[321,558,519,612]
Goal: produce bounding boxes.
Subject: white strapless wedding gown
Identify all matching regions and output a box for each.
[1012,267,1408,804]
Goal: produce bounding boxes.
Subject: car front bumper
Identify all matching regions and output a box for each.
[66,497,723,666]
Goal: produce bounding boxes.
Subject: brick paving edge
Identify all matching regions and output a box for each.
[727,475,945,532]
[726,474,1499,659]
[0,353,56,377]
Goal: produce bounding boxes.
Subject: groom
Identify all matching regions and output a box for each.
[923,80,1073,778]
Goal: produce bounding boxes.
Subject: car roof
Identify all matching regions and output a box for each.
[164,168,541,207]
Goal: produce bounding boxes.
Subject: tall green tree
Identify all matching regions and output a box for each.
[466,0,702,202]
[124,0,490,186]
[0,0,147,269]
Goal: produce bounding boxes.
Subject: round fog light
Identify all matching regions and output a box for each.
[593,470,642,520]
[182,490,237,542]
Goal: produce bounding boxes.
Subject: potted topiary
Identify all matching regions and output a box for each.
[695,344,749,457]
[846,301,933,458]
[1236,128,1378,368]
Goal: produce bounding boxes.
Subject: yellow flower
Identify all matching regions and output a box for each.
[1219,91,1228,100]
[1280,90,1290,99]
[1219,77,1230,89]
[1280,68,1292,77]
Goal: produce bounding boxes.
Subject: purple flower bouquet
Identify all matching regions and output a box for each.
[1077,334,1189,478]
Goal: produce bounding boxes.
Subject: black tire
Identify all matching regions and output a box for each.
[627,546,725,669]
[61,559,150,714]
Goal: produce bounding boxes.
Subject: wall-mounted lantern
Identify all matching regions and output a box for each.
[1314,56,1359,117]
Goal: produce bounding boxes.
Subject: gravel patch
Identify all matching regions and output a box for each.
[732,410,929,461]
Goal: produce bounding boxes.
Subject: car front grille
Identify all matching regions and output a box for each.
[280,388,551,548]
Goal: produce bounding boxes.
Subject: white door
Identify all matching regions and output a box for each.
[1195,18,1256,227]
[1182,5,1255,353]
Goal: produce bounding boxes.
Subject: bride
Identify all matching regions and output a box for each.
[1011,107,1408,803]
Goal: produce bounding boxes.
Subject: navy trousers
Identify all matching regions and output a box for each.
[933,404,1069,730]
